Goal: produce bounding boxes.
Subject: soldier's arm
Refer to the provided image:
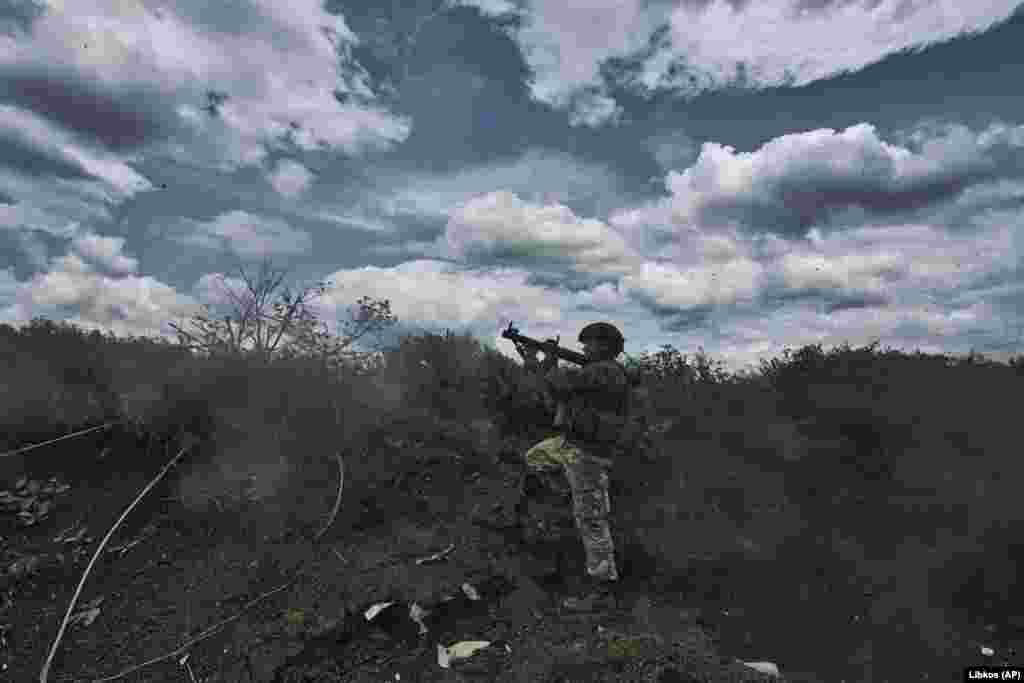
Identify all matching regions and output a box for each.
[514,354,558,409]
[542,365,576,399]
[546,363,622,397]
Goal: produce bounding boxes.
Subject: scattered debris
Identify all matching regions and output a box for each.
[415,543,455,566]
[740,660,781,677]
[6,555,40,580]
[39,441,197,683]
[0,476,71,527]
[436,640,493,668]
[364,602,395,622]
[409,602,429,635]
[178,652,198,683]
[107,523,158,557]
[460,582,481,601]
[53,525,91,545]
[67,596,105,630]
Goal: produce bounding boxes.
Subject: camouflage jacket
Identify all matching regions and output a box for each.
[541,359,633,453]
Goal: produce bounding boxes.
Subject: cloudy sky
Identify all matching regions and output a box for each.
[2,0,1023,373]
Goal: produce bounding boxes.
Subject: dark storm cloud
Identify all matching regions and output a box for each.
[3,0,1022,373]
[823,292,892,315]
[654,121,1024,238]
[623,284,717,331]
[0,0,45,36]
[658,304,717,333]
[523,270,618,293]
[0,69,180,151]
[0,128,94,181]
[0,227,51,279]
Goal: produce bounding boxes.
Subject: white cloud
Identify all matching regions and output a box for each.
[701,299,999,374]
[457,0,1018,124]
[603,180,1023,365]
[71,232,138,274]
[268,159,315,199]
[567,91,623,128]
[0,0,410,247]
[0,168,117,234]
[2,0,409,173]
[572,281,629,311]
[15,241,199,338]
[627,121,1024,235]
[608,201,677,245]
[446,0,518,18]
[780,220,1018,300]
[377,149,626,220]
[320,259,564,330]
[621,257,763,309]
[639,0,1021,96]
[453,0,660,127]
[0,105,154,233]
[444,191,639,274]
[647,128,700,172]
[0,105,152,197]
[173,210,314,260]
[778,244,905,295]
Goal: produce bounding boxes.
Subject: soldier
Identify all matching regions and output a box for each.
[514,322,632,611]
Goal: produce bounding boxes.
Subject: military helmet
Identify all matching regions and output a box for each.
[578,322,624,355]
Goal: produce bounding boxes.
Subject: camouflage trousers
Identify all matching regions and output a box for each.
[521,434,619,583]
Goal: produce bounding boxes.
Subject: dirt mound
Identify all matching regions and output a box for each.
[2,426,787,682]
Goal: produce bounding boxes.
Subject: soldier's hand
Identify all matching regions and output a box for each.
[539,340,559,371]
[544,367,571,398]
[517,344,539,367]
[523,353,542,372]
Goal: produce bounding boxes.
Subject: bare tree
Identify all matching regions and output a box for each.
[167,257,396,373]
[280,295,397,375]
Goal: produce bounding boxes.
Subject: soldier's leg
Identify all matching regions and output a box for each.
[563,456,619,582]
[515,436,569,540]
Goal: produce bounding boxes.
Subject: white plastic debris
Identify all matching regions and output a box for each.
[437,640,491,668]
[68,596,105,629]
[741,661,781,677]
[415,543,455,565]
[364,602,395,622]
[461,582,481,601]
[409,602,429,635]
[981,646,995,656]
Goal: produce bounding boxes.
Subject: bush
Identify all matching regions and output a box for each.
[378,329,490,422]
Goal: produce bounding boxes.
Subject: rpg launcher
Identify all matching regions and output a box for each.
[501,322,587,366]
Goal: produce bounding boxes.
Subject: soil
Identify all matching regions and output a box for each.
[0,426,1009,682]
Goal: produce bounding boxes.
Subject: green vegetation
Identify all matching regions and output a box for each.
[606,636,646,659]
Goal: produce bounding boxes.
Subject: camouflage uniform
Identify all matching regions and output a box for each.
[520,359,630,582]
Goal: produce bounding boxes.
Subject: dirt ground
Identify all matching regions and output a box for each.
[0,425,1004,682]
